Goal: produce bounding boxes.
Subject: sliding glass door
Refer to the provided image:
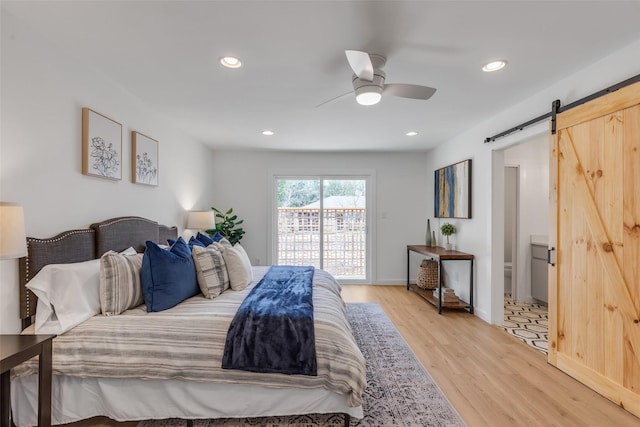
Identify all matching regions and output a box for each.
[275,177,368,281]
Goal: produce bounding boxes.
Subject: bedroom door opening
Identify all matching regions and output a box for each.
[275,177,369,281]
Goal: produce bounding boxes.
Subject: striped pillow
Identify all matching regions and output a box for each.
[191,245,230,298]
[99,251,144,316]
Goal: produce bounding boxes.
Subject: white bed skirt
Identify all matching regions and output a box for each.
[12,374,363,427]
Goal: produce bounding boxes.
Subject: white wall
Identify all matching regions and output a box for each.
[209,150,428,284]
[0,10,216,333]
[504,134,550,303]
[426,39,640,324]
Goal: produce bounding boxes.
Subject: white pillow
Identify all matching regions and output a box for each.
[212,242,252,291]
[120,246,138,256]
[26,259,101,334]
[216,237,233,248]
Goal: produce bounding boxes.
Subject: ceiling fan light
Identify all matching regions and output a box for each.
[356,91,382,106]
[352,72,385,106]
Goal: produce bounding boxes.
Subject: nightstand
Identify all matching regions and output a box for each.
[1,334,55,427]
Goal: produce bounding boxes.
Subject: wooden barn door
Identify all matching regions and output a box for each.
[549,81,640,417]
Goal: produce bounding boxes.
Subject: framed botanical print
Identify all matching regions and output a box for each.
[131,131,159,186]
[434,159,472,219]
[82,108,122,180]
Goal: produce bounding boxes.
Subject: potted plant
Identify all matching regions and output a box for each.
[440,223,456,250]
[206,207,245,245]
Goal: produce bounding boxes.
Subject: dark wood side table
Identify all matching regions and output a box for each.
[1,334,55,427]
[407,245,474,314]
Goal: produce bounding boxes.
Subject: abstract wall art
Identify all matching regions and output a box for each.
[434,159,472,219]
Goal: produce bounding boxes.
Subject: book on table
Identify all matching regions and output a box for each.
[432,288,459,302]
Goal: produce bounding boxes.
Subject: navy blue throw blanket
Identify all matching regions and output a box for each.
[222,265,317,376]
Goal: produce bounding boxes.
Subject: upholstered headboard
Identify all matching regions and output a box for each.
[18,216,178,328]
[92,216,163,256]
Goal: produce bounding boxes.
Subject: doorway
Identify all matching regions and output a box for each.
[274,177,370,282]
[500,134,550,303]
[494,133,550,353]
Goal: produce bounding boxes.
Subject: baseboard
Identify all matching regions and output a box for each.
[521,295,535,304]
[341,282,405,286]
[369,280,407,285]
[474,308,489,323]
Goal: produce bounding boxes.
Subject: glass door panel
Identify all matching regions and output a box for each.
[322,179,366,279]
[276,179,321,268]
[275,177,367,281]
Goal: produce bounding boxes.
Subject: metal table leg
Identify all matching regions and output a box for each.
[438,259,443,314]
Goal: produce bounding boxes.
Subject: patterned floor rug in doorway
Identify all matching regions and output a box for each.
[138,303,465,427]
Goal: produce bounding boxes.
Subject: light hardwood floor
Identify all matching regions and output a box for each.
[63,285,639,427]
[342,285,640,427]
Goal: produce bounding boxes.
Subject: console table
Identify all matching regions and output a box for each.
[406,245,474,314]
[1,334,55,427]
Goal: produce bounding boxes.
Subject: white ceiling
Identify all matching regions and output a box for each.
[4,1,640,152]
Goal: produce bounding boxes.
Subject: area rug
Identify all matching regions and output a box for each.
[137,303,465,427]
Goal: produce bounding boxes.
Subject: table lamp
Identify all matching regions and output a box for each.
[186,210,215,231]
[0,202,27,259]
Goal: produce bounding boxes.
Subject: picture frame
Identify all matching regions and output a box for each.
[434,159,472,219]
[82,108,122,180]
[131,131,159,186]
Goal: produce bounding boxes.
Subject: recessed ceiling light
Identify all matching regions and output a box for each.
[220,56,242,69]
[482,60,507,72]
[262,130,274,136]
[406,131,418,137]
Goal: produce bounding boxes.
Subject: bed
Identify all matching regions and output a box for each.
[11,216,366,427]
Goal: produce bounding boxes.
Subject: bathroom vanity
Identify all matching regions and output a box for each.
[530,236,549,304]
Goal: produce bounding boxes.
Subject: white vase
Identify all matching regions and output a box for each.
[445,243,452,251]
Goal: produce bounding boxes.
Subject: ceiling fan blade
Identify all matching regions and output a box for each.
[315,90,354,108]
[345,50,374,81]
[384,83,437,100]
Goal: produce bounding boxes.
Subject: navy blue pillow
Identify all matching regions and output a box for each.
[211,231,223,243]
[188,236,206,248]
[141,237,199,312]
[195,232,214,247]
[170,237,205,250]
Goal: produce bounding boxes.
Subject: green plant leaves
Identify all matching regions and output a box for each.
[440,223,456,236]
[208,207,245,245]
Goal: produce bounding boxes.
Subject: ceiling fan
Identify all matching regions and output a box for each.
[317,50,437,107]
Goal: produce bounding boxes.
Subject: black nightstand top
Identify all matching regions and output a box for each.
[0,334,56,373]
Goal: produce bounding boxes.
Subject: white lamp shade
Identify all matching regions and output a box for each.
[0,202,28,259]
[186,211,215,230]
